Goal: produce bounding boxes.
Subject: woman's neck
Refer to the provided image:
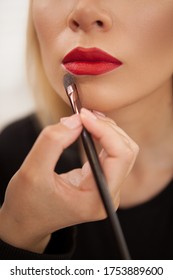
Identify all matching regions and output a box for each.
[107,80,173,207]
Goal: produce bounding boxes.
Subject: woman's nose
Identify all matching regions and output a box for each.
[68,2,113,33]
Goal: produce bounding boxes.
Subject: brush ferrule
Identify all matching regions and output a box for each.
[66,85,74,95]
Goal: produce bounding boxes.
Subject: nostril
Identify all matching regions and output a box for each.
[72,20,80,28]
[68,9,112,32]
[72,19,104,29]
[96,20,104,27]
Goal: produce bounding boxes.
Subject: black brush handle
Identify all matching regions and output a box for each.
[81,127,131,260]
[63,74,131,259]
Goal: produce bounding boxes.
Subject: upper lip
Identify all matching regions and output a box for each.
[62,47,122,64]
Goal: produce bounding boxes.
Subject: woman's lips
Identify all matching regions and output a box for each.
[62,47,122,75]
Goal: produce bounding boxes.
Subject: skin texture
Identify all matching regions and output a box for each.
[32,0,173,112]
[0,111,138,253]
[0,0,173,253]
[32,0,173,205]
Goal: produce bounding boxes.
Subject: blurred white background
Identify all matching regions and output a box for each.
[0,0,35,131]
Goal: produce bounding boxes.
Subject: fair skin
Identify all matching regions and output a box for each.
[32,0,173,204]
[0,0,173,254]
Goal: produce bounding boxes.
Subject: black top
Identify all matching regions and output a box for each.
[0,115,173,260]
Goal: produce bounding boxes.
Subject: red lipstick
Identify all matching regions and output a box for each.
[62,47,122,75]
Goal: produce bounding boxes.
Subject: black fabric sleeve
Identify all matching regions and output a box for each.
[0,239,71,260]
[0,115,40,205]
[0,227,77,260]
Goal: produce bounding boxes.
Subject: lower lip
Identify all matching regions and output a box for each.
[63,61,121,75]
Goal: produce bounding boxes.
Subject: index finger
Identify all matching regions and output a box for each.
[21,114,82,173]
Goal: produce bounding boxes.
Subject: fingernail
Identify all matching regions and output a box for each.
[60,114,81,129]
[80,108,97,120]
[92,110,106,118]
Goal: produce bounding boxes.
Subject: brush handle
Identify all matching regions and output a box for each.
[63,74,131,259]
[81,127,131,260]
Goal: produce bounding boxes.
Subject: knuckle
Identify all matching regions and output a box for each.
[122,145,134,161]
[41,125,55,140]
[18,167,44,195]
[17,167,35,186]
[129,138,140,153]
[41,125,62,143]
[121,149,135,168]
[134,143,140,155]
[121,140,139,162]
[81,200,107,222]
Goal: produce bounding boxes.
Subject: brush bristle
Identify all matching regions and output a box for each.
[63,73,75,89]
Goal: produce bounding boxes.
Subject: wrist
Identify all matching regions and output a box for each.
[0,206,51,254]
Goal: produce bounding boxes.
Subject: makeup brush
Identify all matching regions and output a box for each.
[63,73,131,260]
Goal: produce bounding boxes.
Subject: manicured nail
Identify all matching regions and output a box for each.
[80,108,97,120]
[92,110,106,118]
[60,114,81,129]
